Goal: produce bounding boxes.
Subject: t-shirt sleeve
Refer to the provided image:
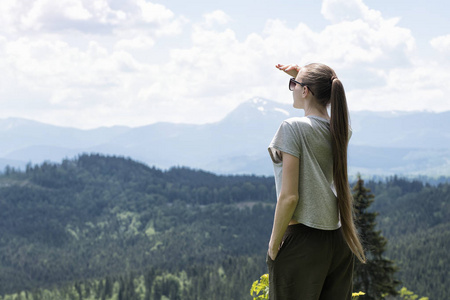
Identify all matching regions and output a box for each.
[268,121,301,163]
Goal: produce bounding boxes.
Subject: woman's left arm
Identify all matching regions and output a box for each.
[268,151,299,260]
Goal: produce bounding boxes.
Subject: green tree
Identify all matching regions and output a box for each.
[353,176,399,300]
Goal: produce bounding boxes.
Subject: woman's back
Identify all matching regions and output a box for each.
[269,115,340,230]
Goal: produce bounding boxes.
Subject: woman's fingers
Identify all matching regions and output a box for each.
[276,64,293,69]
[276,64,300,77]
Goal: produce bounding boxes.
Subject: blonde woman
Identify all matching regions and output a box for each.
[267,63,365,299]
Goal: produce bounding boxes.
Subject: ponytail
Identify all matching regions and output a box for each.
[330,79,366,263]
[302,63,366,263]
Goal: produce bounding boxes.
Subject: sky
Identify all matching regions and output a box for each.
[0,0,449,129]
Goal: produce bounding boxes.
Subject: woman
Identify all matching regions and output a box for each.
[266,63,365,300]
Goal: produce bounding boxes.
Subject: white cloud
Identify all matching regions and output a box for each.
[135,0,173,23]
[132,5,418,124]
[0,0,186,128]
[321,0,383,24]
[18,0,92,31]
[203,10,232,27]
[0,36,147,122]
[0,0,182,36]
[430,34,450,53]
[115,36,155,50]
[3,38,120,88]
[143,0,449,123]
[0,0,449,129]
[348,61,450,112]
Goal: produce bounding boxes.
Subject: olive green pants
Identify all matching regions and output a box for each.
[266,223,354,300]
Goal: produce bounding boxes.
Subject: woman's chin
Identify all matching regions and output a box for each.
[293,103,303,109]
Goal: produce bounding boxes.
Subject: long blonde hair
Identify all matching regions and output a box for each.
[302,63,366,263]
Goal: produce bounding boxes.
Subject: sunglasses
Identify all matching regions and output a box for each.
[289,78,314,96]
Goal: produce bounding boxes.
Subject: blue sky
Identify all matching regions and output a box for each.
[1,0,449,128]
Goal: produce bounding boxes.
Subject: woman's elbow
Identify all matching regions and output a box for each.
[279,194,299,207]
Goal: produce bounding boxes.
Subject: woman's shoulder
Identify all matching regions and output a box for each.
[282,117,314,129]
[282,116,311,125]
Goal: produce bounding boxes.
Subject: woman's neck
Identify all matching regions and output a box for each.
[303,103,329,120]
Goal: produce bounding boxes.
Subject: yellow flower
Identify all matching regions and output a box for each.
[352,291,365,299]
[352,291,366,296]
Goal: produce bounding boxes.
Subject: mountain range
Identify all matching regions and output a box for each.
[1,98,450,177]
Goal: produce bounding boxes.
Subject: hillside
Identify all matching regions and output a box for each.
[367,178,450,299]
[0,154,275,298]
[0,155,448,299]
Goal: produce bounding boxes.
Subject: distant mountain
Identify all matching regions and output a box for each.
[1,98,449,176]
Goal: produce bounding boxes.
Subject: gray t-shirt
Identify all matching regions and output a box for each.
[268,116,342,230]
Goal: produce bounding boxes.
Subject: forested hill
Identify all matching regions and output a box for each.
[0,154,276,298]
[0,154,449,299]
[367,178,450,299]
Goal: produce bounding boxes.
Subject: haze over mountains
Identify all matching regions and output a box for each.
[1,98,449,177]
